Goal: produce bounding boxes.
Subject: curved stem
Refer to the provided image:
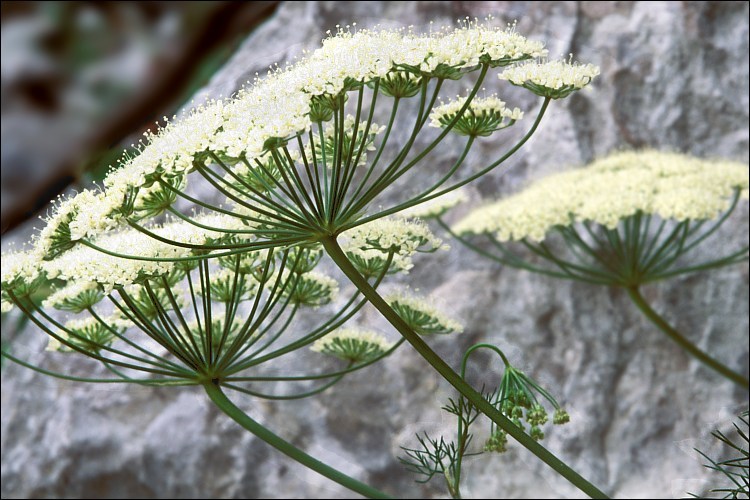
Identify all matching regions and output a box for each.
[203,382,391,499]
[322,236,608,499]
[460,343,511,379]
[451,343,511,495]
[626,287,749,389]
[226,338,406,383]
[222,374,346,401]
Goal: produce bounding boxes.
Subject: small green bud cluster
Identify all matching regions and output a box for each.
[280,270,339,307]
[483,429,508,453]
[485,365,569,452]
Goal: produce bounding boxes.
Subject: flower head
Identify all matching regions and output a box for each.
[1,248,44,295]
[43,281,104,313]
[197,268,258,303]
[484,430,508,453]
[41,224,195,292]
[385,290,462,335]
[454,151,749,242]
[1,295,13,314]
[311,328,395,363]
[280,270,339,307]
[23,18,558,250]
[342,217,446,256]
[343,247,414,278]
[429,94,523,136]
[340,217,445,277]
[490,362,569,445]
[499,57,599,99]
[48,314,131,354]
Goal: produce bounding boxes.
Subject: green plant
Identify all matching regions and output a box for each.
[1,18,604,498]
[692,411,749,499]
[440,150,749,388]
[399,343,569,499]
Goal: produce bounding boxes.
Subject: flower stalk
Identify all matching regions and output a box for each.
[321,236,609,499]
[626,286,749,389]
[203,381,392,499]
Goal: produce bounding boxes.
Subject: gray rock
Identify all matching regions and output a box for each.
[2,1,748,498]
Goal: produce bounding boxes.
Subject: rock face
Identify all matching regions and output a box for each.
[2,1,748,498]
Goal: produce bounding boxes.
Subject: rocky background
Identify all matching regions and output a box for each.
[2,1,748,498]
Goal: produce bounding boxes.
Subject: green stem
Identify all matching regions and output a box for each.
[450,343,512,495]
[322,236,608,499]
[2,351,193,385]
[203,382,391,499]
[626,287,749,389]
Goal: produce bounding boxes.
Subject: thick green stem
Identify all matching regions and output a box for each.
[203,382,391,499]
[322,237,608,499]
[626,287,749,389]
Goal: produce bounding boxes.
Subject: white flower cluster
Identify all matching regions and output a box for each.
[1,18,597,321]
[280,270,339,307]
[47,314,131,353]
[385,289,463,335]
[1,248,42,291]
[197,267,259,303]
[454,151,749,242]
[429,94,523,134]
[412,19,547,72]
[41,219,217,292]
[43,281,103,312]
[310,327,395,362]
[499,59,600,99]
[66,314,132,333]
[1,296,13,314]
[342,217,446,256]
[29,19,550,248]
[343,247,414,277]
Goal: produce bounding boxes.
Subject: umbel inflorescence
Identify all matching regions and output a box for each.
[1,17,605,499]
[441,150,749,388]
[21,18,596,262]
[449,150,748,284]
[2,17,597,381]
[1,214,449,388]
